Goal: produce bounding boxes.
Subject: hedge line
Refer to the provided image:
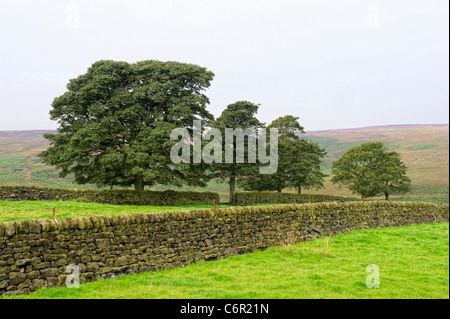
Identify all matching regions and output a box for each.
[235,191,358,205]
[0,185,220,206]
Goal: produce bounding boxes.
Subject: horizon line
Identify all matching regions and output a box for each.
[0,123,449,133]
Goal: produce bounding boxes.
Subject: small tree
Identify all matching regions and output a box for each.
[212,101,264,204]
[331,141,411,200]
[285,139,327,194]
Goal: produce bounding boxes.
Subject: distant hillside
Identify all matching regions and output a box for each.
[0,124,448,202]
[297,124,449,202]
[301,124,449,184]
[0,130,87,189]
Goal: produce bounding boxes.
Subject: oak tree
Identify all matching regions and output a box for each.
[39,60,215,192]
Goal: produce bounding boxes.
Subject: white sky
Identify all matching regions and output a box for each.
[0,0,448,131]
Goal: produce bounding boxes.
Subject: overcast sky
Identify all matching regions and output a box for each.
[0,0,448,131]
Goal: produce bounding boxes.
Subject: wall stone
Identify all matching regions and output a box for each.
[0,201,448,295]
[235,191,358,204]
[0,186,220,206]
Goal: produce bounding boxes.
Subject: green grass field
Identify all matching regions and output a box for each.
[297,182,449,204]
[0,201,210,222]
[388,184,449,204]
[407,144,439,151]
[3,222,448,299]
[0,201,281,222]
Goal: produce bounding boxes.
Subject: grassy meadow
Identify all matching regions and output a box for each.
[299,183,449,204]
[0,201,212,222]
[2,222,448,299]
[0,200,284,222]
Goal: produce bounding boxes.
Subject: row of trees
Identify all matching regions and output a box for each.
[39,59,411,203]
[213,111,328,202]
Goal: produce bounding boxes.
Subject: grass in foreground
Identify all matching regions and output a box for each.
[3,222,448,299]
[0,201,280,222]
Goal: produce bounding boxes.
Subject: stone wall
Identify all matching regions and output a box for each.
[0,201,448,295]
[0,185,220,206]
[235,191,358,204]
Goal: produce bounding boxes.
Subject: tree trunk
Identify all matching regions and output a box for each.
[385,192,389,201]
[135,175,144,193]
[277,188,282,193]
[297,185,302,194]
[229,175,236,205]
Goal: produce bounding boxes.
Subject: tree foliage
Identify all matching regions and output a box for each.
[239,115,327,194]
[212,101,264,203]
[331,141,411,200]
[39,60,215,192]
[284,139,327,194]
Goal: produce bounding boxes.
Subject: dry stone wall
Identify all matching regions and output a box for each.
[0,201,448,295]
[235,191,358,204]
[0,185,220,206]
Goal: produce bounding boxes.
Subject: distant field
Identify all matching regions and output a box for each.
[4,222,448,299]
[0,201,210,222]
[296,124,449,203]
[0,130,97,189]
[0,201,281,222]
[295,183,449,204]
[0,125,448,202]
[407,144,439,151]
[301,124,449,185]
[387,184,449,204]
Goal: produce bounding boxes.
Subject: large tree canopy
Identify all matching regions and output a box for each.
[331,141,411,200]
[39,60,215,191]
